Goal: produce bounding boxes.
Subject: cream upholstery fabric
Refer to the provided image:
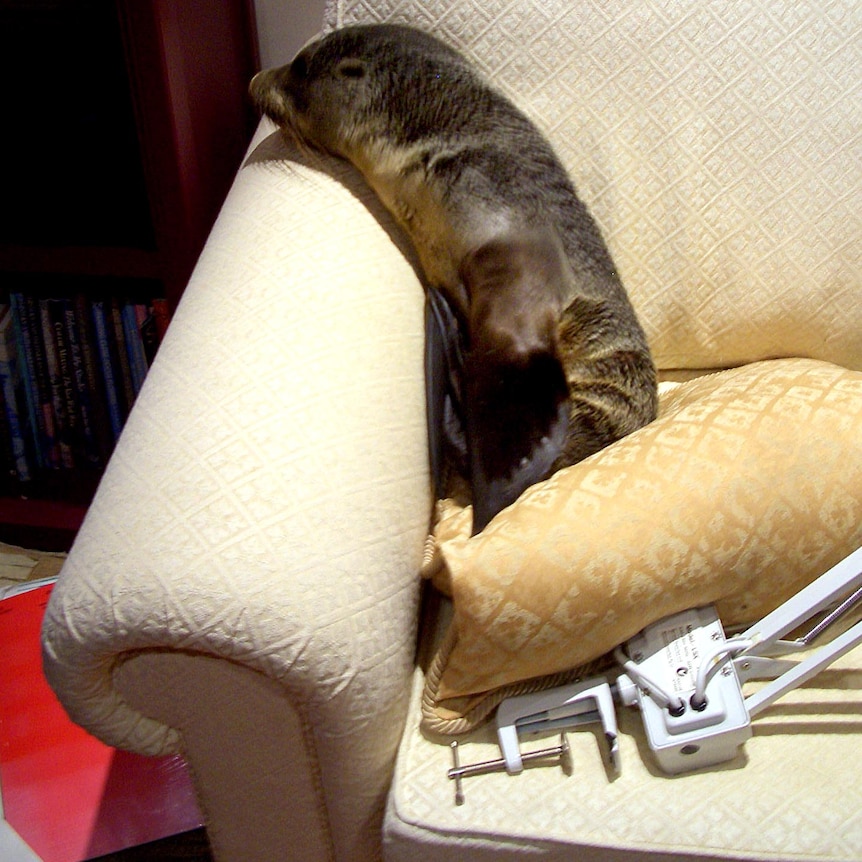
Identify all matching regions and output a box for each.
[41,1,862,861]
[42,121,432,862]
[115,652,335,862]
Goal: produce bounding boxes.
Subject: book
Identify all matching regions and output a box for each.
[0,393,18,494]
[45,300,80,470]
[121,302,148,397]
[0,288,170,490]
[62,301,102,470]
[90,301,125,444]
[72,294,114,468]
[38,300,74,470]
[137,304,160,368]
[9,294,51,472]
[0,579,203,861]
[0,306,34,483]
[108,298,136,418]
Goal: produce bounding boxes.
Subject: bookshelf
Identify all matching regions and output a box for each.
[0,0,260,550]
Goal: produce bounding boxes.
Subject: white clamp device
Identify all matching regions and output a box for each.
[489,546,862,779]
[496,676,619,774]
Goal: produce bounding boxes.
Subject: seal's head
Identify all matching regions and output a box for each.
[250,25,475,160]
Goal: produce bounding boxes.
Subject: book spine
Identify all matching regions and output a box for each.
[122,302,148,396]
[0,384,19,493]
[137,303,159,367]
[63,300,102,469]
[74,294,114,465]
[91,301,124,443]
[47,299,80,469]
[18,293,60,470]
[109,298,136,415]
[0,307,33,483]
[39,299,75,470]
[8,293,45,471]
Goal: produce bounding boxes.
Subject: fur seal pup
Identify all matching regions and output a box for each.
[251,24,658,533]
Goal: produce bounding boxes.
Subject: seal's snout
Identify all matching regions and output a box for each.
[249,68,273,111]
[249,67,290,122]
[249,69,266,96]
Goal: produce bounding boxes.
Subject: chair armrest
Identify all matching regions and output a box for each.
[41,119,431,860]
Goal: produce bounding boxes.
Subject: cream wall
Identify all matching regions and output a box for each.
[253,0,328,68]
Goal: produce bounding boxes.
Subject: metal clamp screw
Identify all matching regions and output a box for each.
[448,735,571,805]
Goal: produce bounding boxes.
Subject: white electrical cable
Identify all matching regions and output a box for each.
[691,638,754,709]
[614,647,685,714]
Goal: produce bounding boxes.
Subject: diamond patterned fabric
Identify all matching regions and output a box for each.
[42,122,433,862]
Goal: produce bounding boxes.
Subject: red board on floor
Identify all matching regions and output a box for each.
[0,581,203,861]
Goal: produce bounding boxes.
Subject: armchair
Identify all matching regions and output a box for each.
[42,1,862,861]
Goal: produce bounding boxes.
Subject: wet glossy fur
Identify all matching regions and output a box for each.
[251,24,658,532]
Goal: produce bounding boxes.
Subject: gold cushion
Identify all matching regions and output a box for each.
[422,358,862,732]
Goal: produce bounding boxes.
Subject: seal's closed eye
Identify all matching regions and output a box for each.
[336,59,366,79]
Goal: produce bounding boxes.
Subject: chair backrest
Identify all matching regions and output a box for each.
[323,0,862,373]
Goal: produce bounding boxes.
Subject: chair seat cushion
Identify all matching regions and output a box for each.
[422,358,862,732]
[388,650,862,862]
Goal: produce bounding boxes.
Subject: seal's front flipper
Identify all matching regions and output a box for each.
[466,356,569,533]
[460,232,572,534]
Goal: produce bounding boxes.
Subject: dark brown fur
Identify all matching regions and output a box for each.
[251,24,658,532]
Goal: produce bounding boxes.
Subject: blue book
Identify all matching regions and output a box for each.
[9,293,46,471]
[122,301,148,396]
[91,301,124,443]
[0,306,33,483]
